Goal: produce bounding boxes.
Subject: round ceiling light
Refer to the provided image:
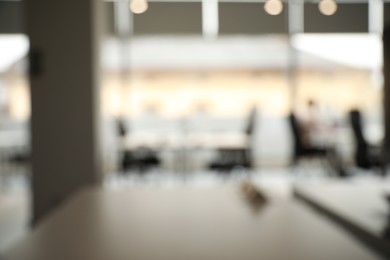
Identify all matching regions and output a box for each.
[130,0,148,14]
[264,0,283,16]
[319,0,337,16]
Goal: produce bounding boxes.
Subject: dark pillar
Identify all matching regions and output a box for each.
[383,26,390,162]
[25,0,105,224]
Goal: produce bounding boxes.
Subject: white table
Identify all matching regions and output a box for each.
[294,180,390,259]
[3,185,381,260]
[121,132,249,150]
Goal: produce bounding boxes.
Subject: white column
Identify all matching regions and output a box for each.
[115,0,133,36]
[288,0,304,35]
[369,0,383,35]
[288,0,304,111]
[202,0,219,40]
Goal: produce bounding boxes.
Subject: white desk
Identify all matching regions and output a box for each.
[294,180,390,258]
[3,185,381,260]
[121,132,249,150]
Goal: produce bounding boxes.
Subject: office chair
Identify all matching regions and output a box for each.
[208,108,256,172]
[208,148,251,172]
[349,109,385,176]
[117,119,161,173]
[288,113,345,176]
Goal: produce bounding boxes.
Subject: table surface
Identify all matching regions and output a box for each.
[122,132,249,150]
[294,179,390,259]
[294,180,390,237]
[3,185,381,260]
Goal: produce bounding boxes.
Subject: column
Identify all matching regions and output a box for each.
[383,25,390,164]
[25,0,105,224]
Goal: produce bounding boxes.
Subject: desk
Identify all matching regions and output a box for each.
[3,185,380,260]
[121,132,248,150]
[294,180,390,258]
[121,132,249,172]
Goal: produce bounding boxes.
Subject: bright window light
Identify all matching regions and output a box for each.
[291,33,382,70]
[0,34,29,73]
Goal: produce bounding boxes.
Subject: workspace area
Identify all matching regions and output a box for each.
[1,0,390,259]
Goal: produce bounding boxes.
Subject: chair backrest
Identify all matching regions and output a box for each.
[349,109,370,168]
[245,107,257,136]
[241,107,257,167]
[349,110,367,148]
[117,119,127,137]
[288,113,305,158]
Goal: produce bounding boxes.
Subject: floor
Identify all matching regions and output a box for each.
[0,172,29,252]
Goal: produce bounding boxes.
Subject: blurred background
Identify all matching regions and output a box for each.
[0,0,389,256]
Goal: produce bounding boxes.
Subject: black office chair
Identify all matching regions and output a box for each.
[208,148,251,172]
[208,108,256,172]
[117,119,161,173]
[288,113,345,176]
[349,109,385,175]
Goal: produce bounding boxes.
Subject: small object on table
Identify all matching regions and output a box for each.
[240,180,268,212]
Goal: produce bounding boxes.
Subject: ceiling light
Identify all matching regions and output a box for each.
[264,0,283,16]
[130,0,148,14]
[319,0,337,16]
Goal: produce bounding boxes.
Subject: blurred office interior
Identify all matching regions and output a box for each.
[1,0,390,259]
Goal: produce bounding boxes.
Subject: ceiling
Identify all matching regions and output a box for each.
[1,1,390,34]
